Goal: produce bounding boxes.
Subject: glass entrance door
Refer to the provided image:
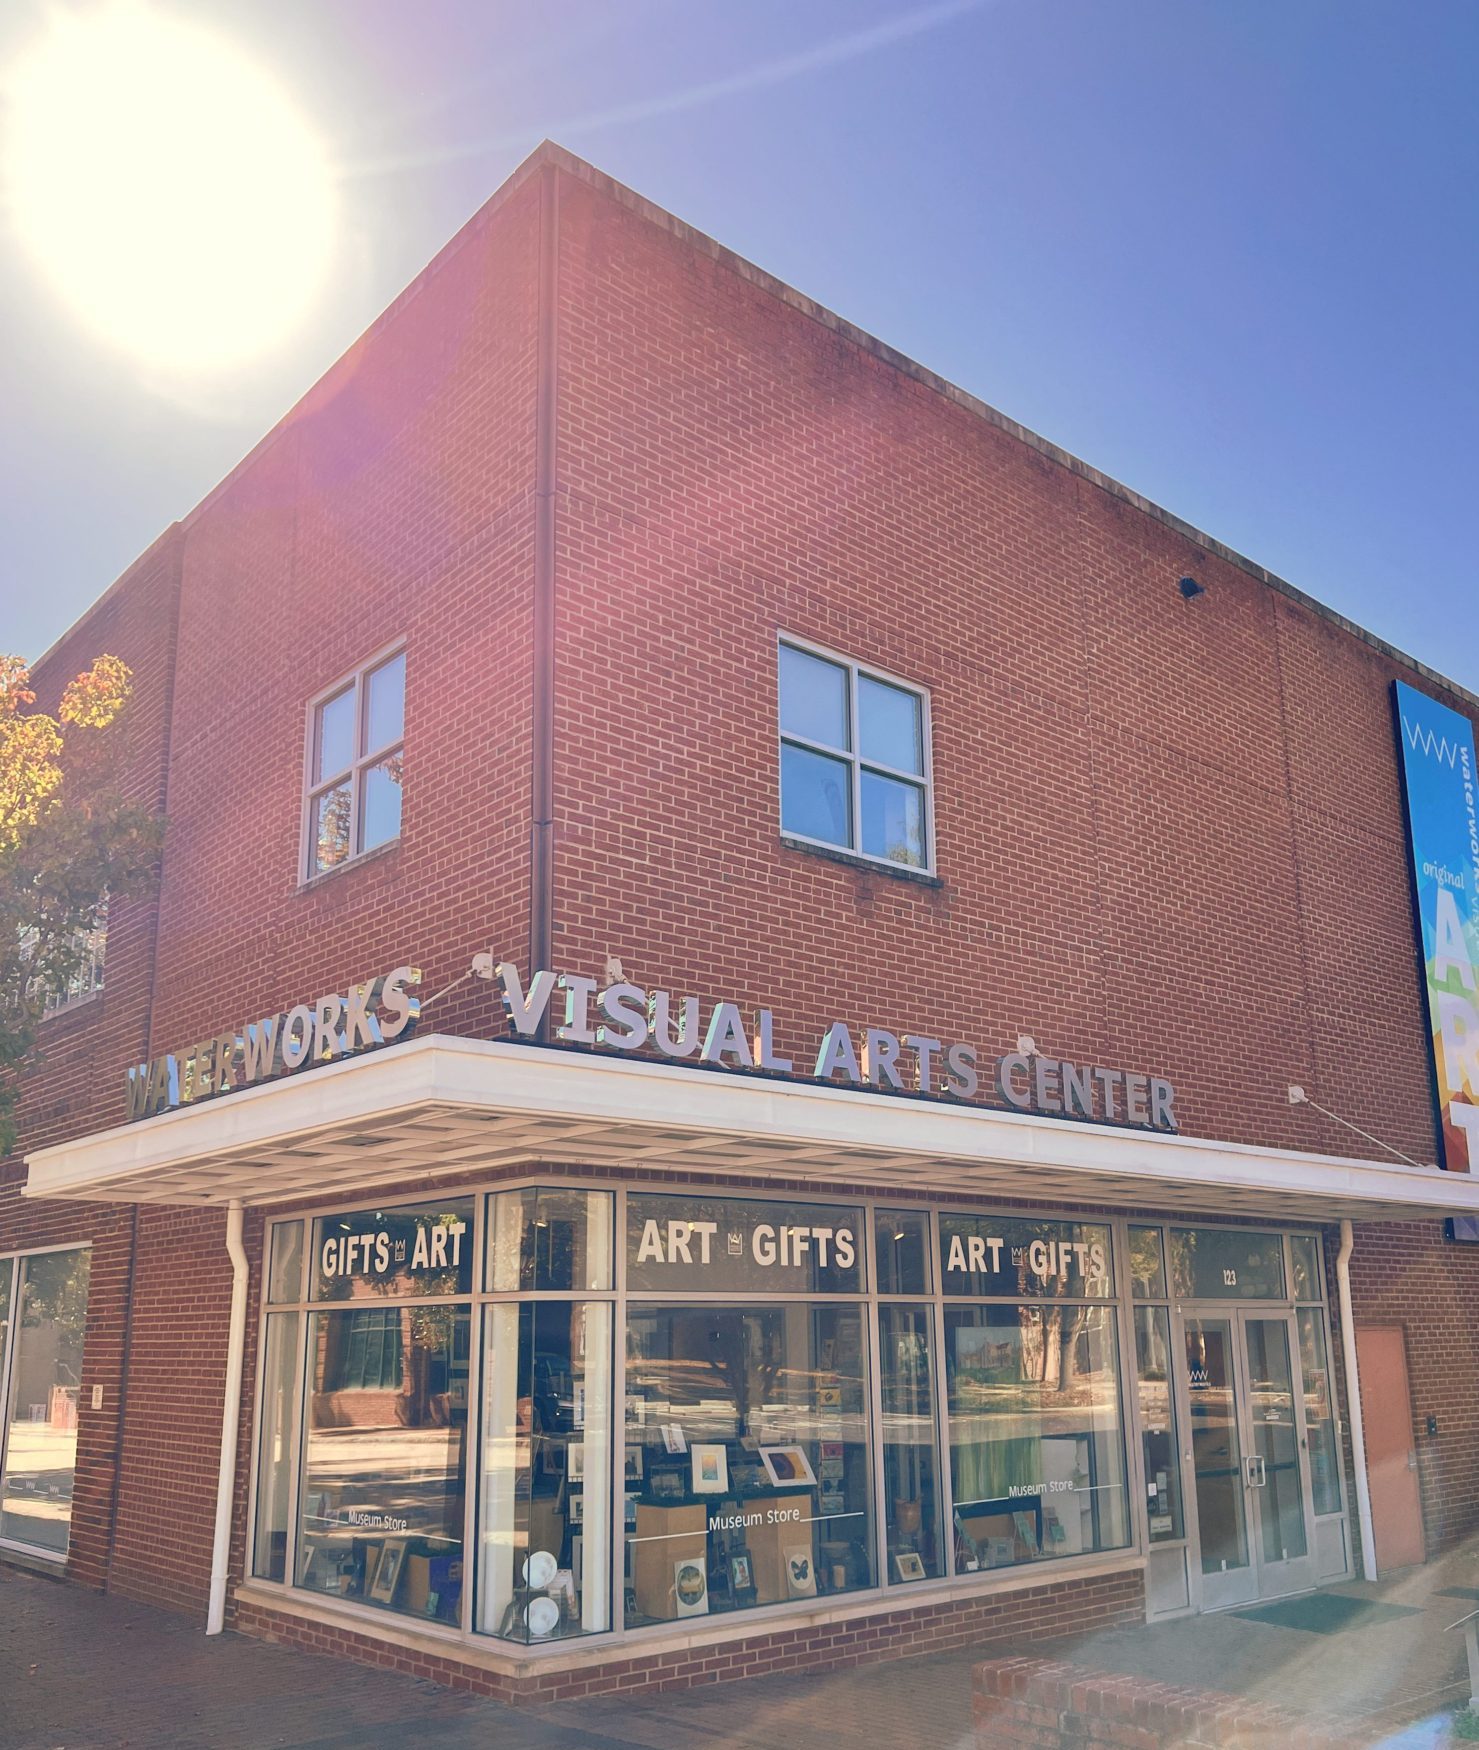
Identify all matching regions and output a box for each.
[1181,1310,1317,1610]
[1241,1315,1316,1599]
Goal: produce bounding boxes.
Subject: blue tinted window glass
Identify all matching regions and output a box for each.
[365,652,405,752]
[360,755,403,852]
[861,771,924,866]
[780,646,849,749]
[315,687,354,783]
[859,675,922,774]
[781,743,852,847]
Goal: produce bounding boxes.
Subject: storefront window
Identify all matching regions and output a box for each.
[1129,1226,1166,1299]
[1297,1309,1342,1516]
[287,1198,474,1622]
[623,1302,873,1624]
[944,1301,1128,1571]
[252,1313,300,1581]
[1168,1228,1284,1300]
[1290,1235,1323,1303]
[298,1304,469,1620]
[940,1216,1113,1299]
[876,1211,931,1295]
[488,1188,612,1292]
[1134,1306,1183,1541]
[879,1304,943,1581]
[477,1300,612,1641]
[0,1247,90,1556]
[312,1198,474,1301]
[626,1194,864,1295]
[268,1221,304,1303]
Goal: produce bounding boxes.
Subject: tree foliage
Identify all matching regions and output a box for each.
[0,653,163,1153]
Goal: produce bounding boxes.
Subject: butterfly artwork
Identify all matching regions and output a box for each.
[784,1546,817,1598]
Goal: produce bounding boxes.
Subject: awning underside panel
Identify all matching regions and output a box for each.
[24,1036,1479,1226]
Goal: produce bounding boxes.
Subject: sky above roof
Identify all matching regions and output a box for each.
[3,0,1476,683]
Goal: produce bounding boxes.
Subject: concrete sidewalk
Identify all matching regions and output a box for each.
[3,1552,1478,1750]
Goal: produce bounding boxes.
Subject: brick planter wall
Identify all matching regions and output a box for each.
[973,1655,1384,1749]
[235,1564,1143,1705]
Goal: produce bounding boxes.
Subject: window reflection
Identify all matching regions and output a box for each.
[623,1304,873,1625]
[876,1211,931,1296]
[488,1188,613,1293]
[880,1305,943,1581]
[298,1306,468,1623]
[1134,1306,1183,1541]
[1169,1228,1284,1300]
[944,1302,1128,1570]
[1297,1309,1342,1516]
[477,1301,612,1642]
[253,1312,300,1581]
[1,1248,90,1556]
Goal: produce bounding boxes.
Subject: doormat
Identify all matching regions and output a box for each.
[1231,1593,1424,1634]
[1438,1587,1479,1601]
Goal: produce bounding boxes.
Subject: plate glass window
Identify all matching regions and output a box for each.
[778,641,930,870]
[305,647,405,877]
[1168,1228,1285,1301]
[289,1197,472,1623]
[623,1302,874,1625]
[944,1301,1129,1571]
[0,1247,91,1556]
[880,1304,944,1581]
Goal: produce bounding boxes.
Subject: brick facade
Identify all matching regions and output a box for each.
[4,141,1479,1698]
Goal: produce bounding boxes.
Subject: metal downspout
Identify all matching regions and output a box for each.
[529,159,560,1033]
[207,1198,249,1635]
[1337,1218,1379,1582]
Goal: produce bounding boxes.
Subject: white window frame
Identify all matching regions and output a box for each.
[777,634,936,875]
[300,641,406,883]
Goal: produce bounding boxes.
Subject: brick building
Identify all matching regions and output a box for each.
[5,141,1479,1703]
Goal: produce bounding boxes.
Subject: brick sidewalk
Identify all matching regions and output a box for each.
[3,1556,1473,1750]
[0,1565,978,1750]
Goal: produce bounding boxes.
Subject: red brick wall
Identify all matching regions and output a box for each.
[1,523,182,1591]
[548,161,1458,1169]
[2,166,543,1602]
[5,145,1479,1642]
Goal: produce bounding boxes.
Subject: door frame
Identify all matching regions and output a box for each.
[1173,1303,1320,1612]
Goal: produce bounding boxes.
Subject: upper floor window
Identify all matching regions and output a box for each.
[778,639,932,870]
[17,899,107,1018]
[303,646,404,879]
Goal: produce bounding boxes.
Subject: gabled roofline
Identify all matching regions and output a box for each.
[35,139,1479,718]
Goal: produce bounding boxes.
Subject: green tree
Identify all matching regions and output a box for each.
[0,654,163,1152]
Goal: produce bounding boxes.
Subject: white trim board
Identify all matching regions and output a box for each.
[23,1035,1479,1222]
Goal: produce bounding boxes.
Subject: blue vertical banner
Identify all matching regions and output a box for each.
[1394,681,1479,1171]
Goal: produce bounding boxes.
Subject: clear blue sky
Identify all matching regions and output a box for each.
[3,0,1476,680]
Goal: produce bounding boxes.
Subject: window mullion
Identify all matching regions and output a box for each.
[848,665,863,852]
[780,729,850,762]
[348,690,365,855]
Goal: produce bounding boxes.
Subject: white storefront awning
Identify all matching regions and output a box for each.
[23,1034,1479,1223]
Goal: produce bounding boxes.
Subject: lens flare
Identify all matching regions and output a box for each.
[4,2,336,372]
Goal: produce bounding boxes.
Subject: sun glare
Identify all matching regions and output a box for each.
[4,3,336,373]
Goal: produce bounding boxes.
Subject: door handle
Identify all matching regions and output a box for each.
[1407,1450,1418,1472]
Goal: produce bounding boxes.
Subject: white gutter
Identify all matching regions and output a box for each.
[207,1198,249,1635]
[1337,1218,1379,1582]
